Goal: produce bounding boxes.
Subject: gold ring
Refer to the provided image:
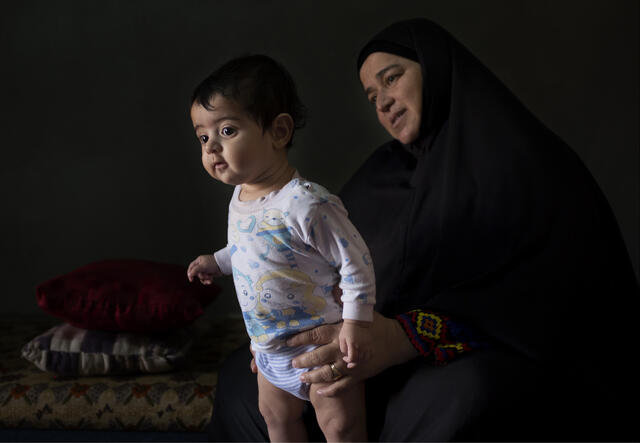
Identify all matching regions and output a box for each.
[329,362,343,381]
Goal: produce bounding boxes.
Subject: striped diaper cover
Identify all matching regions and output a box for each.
[254,344,318,401]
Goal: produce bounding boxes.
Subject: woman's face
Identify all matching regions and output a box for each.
[359,52,423,144]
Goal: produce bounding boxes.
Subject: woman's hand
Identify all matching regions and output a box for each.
[286,312,418,397]
[187,254,223,285]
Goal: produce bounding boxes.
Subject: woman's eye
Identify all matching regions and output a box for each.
[385,73,399,85]
[199,135,209,144]
[221,127,236,136]
[370,96,377,105]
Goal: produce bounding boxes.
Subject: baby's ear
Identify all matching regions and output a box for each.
[271,113,294,149]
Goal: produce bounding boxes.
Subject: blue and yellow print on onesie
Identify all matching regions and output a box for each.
[256,209,298,268]
[233,265,327,346]
[225,178,361,352]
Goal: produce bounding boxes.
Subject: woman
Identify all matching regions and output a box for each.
[208,19,638,441]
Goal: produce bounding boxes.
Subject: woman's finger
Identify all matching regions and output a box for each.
[292,342,341,369]
[301,359,350,384]
[287,323,341,347]
[314,376,353,397]
[300,361,336,383]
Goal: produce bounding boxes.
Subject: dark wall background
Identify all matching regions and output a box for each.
[1,0,638,317]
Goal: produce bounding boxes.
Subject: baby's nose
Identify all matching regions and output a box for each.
[204,141,221,154]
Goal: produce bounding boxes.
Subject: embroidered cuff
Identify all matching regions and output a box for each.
[395,309,488,365]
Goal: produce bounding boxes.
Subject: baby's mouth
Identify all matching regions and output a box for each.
[214,161,227,170]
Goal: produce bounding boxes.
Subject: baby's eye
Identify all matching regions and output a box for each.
[199,135,209,144]
[221,126,236,137]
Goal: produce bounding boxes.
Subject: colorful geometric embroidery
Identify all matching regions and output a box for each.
[415,312,443,340]
[395,309,488,365]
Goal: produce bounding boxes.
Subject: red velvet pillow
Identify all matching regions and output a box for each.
[36,260,220,332]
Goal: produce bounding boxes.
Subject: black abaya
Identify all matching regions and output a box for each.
[346,17,639,414]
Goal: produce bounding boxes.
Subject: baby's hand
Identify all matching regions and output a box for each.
[339,319,373,368]
[187,255,223,285]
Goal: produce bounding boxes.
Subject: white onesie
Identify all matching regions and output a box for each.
[214,174,375,399]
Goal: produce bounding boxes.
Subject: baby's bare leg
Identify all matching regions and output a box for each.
[310,382,367,442]
[257,371,307,442]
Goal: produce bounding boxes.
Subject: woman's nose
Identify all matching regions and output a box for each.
[376,92,393,112]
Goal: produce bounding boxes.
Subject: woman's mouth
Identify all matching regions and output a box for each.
[391,109,407,128]
[214,161,228,170]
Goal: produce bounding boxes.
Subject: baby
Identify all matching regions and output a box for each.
[187,54,375,442]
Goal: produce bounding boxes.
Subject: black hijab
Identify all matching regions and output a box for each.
[341,18,639,397]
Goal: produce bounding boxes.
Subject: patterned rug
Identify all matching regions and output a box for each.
[0,314,247,432]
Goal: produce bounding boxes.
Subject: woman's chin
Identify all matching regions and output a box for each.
[395,131,419,145]
[388,121,420,145]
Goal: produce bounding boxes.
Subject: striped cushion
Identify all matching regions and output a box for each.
[21,323,193,376]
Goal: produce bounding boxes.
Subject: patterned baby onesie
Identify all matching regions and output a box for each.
[214,173,375,399]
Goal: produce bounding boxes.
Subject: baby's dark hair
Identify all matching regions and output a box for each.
[191,54,307,148]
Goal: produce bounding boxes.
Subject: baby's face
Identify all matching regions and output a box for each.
[190,95,281,186]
